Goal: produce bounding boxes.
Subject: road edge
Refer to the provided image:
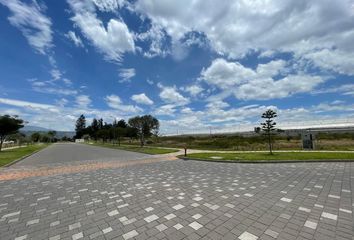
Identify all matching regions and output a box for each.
[2,144,50,168]
[178,156,354,164]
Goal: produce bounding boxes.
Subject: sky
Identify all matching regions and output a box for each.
[0,0,354,134]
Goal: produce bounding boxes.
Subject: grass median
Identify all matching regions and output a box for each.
[0,144,50,167]
[88,142,179,155]
[182,152,354,162]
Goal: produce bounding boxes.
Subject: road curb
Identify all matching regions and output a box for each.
[3,145,48,168]
[177,156,354,164]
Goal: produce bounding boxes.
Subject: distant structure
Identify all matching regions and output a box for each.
[301,131,315,150]
[75,139,85,143]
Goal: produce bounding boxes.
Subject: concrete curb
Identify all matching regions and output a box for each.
[177,156,354,164]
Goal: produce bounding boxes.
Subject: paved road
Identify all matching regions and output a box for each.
[0,144,353,240]
[15,143,150,166]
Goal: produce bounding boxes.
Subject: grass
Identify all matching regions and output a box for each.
[182,152,354,162]
[88,142,179,155]
[0,144,49,167]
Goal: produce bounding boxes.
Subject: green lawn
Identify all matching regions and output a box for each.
[183,152,354,162]
[0,144,49,167]
[88,142,179,155]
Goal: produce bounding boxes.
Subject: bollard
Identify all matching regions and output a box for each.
[184,147,187,157]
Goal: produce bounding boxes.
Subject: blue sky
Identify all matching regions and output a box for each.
[0,0,354,134]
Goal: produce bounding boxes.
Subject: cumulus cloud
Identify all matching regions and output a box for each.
[67,0,135,62]
[134,0,354,75]
[181,85,204,97]
[131,93,153,105]
[158,84,190,105]
[0,0,53,54]
[201,58,325,100]
[105,94,142,113]
[75,95,91,108]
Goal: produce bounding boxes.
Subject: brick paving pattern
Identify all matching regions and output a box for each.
[1,159,353,239]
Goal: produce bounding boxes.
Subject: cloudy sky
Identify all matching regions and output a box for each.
[1,0,354,134]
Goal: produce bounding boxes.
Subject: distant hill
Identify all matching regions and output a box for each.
[22,125,52,132]
[20,125,75,138]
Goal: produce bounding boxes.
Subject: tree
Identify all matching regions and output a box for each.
[75,114,86,139]
[0,115,24,151]
[90,118,99,140]
[117,119,127,128]
[111,127,126,146]
[31,132,41,142]
[128,115,159,147]
[260,109,277,154]
[48,131,56,142]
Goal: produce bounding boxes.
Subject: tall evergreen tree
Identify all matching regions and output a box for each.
[260,109,277,154]
[75,114,86,139]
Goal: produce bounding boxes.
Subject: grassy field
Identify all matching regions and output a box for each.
[0,144,49,167]
[88,142,179,155]
[183,152,354,162]
[121,133,354,151]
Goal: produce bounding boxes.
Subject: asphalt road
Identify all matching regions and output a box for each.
[15,143,150,166]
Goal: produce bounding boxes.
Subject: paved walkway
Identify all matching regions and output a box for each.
[0,144,353,240]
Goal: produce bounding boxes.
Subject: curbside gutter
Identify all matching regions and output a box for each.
[177,156,354,164]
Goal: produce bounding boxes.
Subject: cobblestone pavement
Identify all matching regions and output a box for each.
[14,143,151,166]
[1,158,353,240]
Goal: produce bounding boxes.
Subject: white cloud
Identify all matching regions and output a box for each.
[158,84,190,105]
[206,101,229,109]
[29,79,78,96]
[134,0,354,75]
[201,58,255,89]
[137,24,169,58]
[314,84,354,96]
[63,78,73,86]
[118,68,136,83]
[304,49,354,76]
[234,75,324,100]
[201,58,325,100]
[154,104,177,116]
[104,94,142,113]
[0,0,53,54]
[50,69,62,80]
[182,85,204,97]
[0,97,58,112]
[67,0,135,62]
[92,0,126,12]
[75,95,91,108]
[65,31,84,47]
[131,93,153,105]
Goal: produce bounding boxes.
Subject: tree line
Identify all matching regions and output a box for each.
[75,114,159,147]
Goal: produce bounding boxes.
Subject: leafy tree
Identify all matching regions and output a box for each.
[98,118,104,130]
[260,109,277,154]
[117,119,127,128]
[97,129,110,142]
[128,115,159,147]
[111,127,126,146]
[254,127,261,134]
[31,132,41,142]
[75,114,86,139]
[0,115,24,151]
[48,131,56,142]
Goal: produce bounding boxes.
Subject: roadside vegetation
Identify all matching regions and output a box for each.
[183,152,354,162]
[0,144,49,167]
[88,142,179,155]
